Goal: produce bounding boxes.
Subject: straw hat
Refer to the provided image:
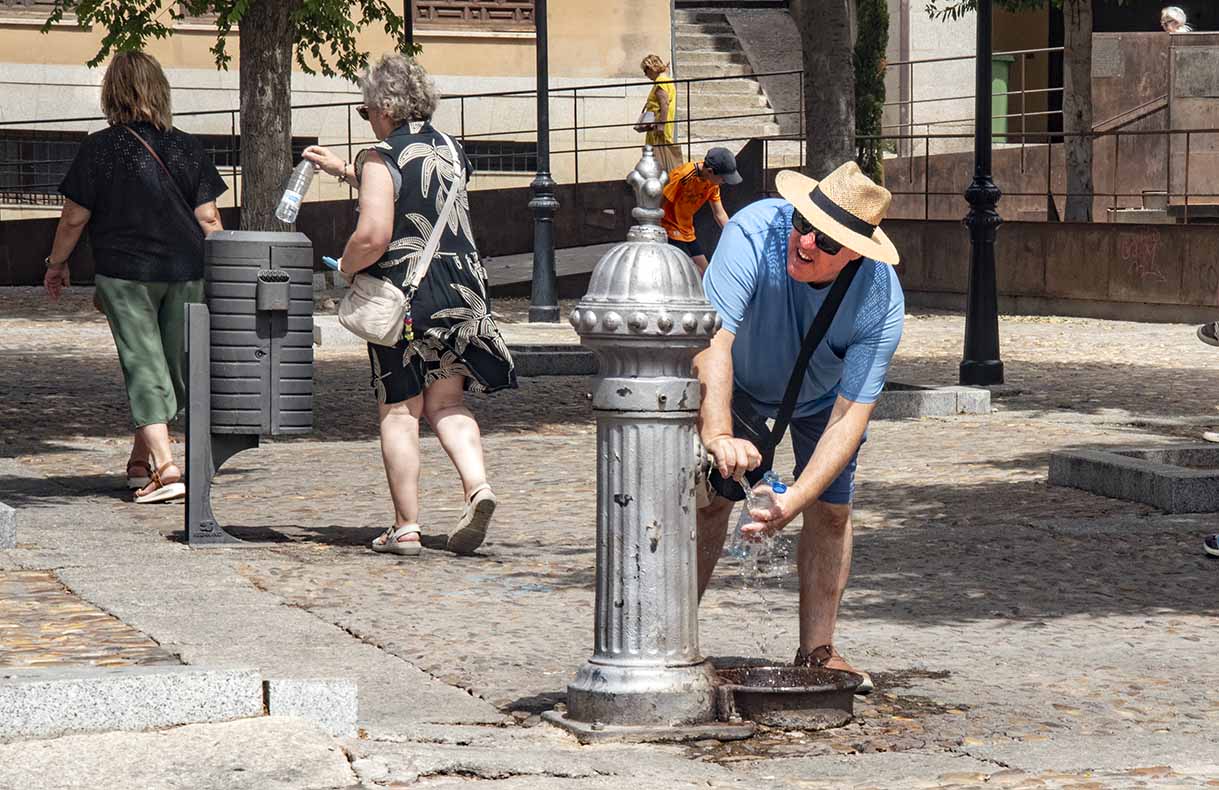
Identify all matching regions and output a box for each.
[775,161,899,265]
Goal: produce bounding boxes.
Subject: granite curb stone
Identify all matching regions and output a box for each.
[1049,443,1219,513]
[0,502,13,549]
[265,678,358,737]
[0,666,263,741]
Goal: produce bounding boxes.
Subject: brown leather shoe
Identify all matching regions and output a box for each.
[794,644,874,695]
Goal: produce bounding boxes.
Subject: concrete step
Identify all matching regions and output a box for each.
[685,78,763,96]
[686,94,771,114]
[683,117,782,139]
[675,21,734,36]
[686,136,798,165]
[678,49,750,67]
[678,62,755,79]
[673,10,729,24]
[676,32,741,51]
[0,667,263,740]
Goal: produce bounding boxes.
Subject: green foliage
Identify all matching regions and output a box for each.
[924,0,1126,21]
[855,0,888,184]
[42,0,417,77]
[925,0,1048,22]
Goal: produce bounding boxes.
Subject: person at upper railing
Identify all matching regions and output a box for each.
[1160,6,1193,33]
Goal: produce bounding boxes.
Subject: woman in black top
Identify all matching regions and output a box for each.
[43,51,227,504]
[304,54,515,557]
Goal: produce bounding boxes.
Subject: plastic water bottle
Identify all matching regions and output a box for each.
[275,160,316,223]
[727,470,787,563]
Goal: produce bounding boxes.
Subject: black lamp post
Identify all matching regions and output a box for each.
[528,0,559,323]
[960,0,1004,385]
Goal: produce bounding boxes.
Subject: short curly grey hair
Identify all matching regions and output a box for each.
[361,54,440,123]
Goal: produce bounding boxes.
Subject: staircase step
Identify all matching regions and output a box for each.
[673,10,729,24]
[687,94,771,112]
[678,62,754,79]
[676,22,734,35]
[681,116,780,138]
[686,78,764,95]
[678,50,750,66]
[676,32,741,51]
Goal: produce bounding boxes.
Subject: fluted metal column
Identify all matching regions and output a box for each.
[544,148,750,743]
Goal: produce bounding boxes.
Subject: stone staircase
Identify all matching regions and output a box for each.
[673,8,781,155]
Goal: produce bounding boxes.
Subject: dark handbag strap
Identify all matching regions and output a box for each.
[759,258,863,471]
[122,126,202,239]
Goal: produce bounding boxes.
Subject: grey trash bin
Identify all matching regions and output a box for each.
[186,231,315,545]
[205,231,313,435]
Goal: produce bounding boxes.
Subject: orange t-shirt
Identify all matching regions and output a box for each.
[661,162,721,242]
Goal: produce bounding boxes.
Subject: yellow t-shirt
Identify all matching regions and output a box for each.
[644,73,677,145]
[661,162,721,242]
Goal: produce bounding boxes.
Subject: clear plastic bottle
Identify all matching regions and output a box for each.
[275,160,316,223]
[726,470,787,564]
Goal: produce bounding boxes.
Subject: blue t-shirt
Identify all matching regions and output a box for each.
[703,199,905,418]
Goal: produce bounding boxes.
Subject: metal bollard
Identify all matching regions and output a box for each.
[185,231,313,545]
[543,147,751,743]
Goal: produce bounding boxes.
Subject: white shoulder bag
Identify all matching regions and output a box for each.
[339,131,466,347]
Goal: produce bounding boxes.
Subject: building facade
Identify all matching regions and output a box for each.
[0,0,671,217]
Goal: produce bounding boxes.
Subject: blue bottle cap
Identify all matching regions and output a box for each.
[771,481,787,494]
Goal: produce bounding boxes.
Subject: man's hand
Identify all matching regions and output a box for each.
[740,483,802,538]
[44,263,69,302]
[302,145,345,178]
[704,435,762,482]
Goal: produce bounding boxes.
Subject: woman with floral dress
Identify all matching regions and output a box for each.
[305,54,516,557]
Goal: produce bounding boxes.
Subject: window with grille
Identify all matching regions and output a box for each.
[414,1,535,31]
[0,0,58,18]
[463,140,537,173]
[0,130,317,206]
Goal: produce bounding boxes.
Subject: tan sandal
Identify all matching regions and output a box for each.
[371,524,422,556]
[447,485,496,555]
[134,463,186,504]
[126,459,152,489]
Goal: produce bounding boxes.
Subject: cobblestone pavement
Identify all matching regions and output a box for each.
[1,286,1218,787]
[0,570,179,669]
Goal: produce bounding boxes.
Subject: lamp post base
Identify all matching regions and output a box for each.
[528,305,561,323]
[959,358,1004,386]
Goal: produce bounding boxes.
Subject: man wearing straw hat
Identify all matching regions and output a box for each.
[694,161,904,693]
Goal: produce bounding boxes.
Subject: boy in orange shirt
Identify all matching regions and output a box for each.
[661,147,740,274]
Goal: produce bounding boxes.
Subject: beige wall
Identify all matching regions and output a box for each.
[0,1,669,78]
[0,2,670,201]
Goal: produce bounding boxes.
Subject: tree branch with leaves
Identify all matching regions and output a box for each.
[46,0,416,230]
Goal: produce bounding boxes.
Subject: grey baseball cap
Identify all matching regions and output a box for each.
[704,147,743,185]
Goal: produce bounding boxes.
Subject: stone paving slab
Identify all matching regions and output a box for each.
[4,296,1219,787]
[0,717,356,790]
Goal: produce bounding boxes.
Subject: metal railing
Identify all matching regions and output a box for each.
[3,50,1209,224]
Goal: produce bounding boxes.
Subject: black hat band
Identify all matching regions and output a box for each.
[810,186,877,237]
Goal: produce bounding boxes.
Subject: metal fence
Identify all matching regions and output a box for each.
[4,46,1214,223]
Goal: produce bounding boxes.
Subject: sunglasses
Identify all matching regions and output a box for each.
[356,105,370,121]
[791,209,844,256]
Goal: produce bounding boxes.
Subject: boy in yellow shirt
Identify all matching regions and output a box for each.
[661,147,740,274]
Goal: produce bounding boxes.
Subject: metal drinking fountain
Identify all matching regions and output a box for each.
[543,147,752,743]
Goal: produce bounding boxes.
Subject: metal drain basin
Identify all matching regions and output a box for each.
[717,665,860,730]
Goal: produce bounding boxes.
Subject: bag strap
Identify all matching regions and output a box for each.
[760,258,863,470]
[122,126,201,237]
[407,131,466,291]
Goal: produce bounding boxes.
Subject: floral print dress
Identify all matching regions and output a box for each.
[356,121,517,404]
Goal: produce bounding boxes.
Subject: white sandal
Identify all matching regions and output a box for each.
[371,524,422,556]
[447,485,496,555]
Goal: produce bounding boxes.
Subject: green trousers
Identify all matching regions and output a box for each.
[95,274,203,429]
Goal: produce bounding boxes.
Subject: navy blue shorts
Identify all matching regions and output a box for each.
[667,236,705,259]
[731,394,864,506]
